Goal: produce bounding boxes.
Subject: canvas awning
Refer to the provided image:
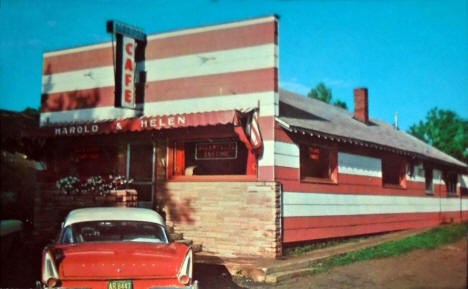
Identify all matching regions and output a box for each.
[37,110,244,137]
[37,108,262,154]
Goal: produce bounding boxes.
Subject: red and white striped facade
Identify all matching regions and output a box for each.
[41,16,279,181]
[40,15,467,251]
[275,126,468,243]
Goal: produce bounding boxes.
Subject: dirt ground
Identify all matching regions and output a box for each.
[227,238,467,289]
[2,236,466,289]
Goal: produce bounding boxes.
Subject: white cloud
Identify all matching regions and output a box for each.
[323,78,354,88]
[279,80,310,95]
[280,78,355,96]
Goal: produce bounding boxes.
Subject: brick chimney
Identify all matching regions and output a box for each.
[354,88,369,124]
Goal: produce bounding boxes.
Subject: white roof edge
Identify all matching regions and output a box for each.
[275,117,291,129]
[43,41,113,57]
[44,15,277,58]
[147,15,277,41]
[64,207,165,227]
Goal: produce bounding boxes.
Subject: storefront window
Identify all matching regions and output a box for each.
[55,145,126,178]
[49,140,156,207]
[445,173,458,196]
[382,156,406,188]
[425,167,433,194]
[300,144,337,183]
[170,138,253,177]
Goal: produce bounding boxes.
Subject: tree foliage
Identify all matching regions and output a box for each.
[307,82,348,110]
[408,108,468,163]
[308,82,332,103]
[333,99,348,110]
[22,107,40,117]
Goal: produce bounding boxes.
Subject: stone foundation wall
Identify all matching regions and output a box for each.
[157,181,282,258]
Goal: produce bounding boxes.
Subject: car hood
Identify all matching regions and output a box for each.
[56,242,189,280]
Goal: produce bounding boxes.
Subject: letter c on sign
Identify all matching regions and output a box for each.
[126,43,133,55]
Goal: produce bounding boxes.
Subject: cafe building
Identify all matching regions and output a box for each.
[38,16,468,259]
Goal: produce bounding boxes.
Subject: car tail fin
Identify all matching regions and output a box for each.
[42,249,60,286]
[177,249,193,285]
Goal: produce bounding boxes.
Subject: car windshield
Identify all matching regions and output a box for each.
[59,221,169,244]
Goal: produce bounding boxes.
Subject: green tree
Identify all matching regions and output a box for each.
[408,108,468,163]
[333,99,348,110]
[307,82,348,110]
[308,82,332,103]
[22,107,40,117]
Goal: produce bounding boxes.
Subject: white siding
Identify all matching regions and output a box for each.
[283,191,468,217]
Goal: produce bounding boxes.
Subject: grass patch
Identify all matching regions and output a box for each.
[310,223,467,274]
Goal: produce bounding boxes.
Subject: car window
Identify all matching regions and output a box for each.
[59,221,168,244]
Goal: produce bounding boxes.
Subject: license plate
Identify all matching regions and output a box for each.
[108,280,133,289]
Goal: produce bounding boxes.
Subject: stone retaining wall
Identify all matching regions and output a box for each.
[157,181,282,258]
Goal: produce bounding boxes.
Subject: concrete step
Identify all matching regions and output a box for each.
[264,260,310,275]
[265,267,312,284]
[262,254,328,275]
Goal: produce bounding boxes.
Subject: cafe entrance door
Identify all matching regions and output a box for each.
[127,143,156,208]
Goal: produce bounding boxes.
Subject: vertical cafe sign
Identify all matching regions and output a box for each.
[107,20,146,109]
[122,36,136,107]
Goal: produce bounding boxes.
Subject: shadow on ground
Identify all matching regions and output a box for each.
[194,264,250,289]
[1,229,43,288]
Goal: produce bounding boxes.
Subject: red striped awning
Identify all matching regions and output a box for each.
[38,110,241,137]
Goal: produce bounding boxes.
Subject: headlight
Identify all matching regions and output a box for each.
[42,249,60,287]
[177,249,193,285]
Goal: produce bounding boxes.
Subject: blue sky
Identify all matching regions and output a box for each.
[1,0,467,131]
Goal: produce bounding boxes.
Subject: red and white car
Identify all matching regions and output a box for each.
[41,207,198,289]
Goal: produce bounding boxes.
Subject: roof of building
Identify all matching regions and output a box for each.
[64,207,165,227]
[1,109,38,141]
[277,89,467,169]
[1,109,42,161]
